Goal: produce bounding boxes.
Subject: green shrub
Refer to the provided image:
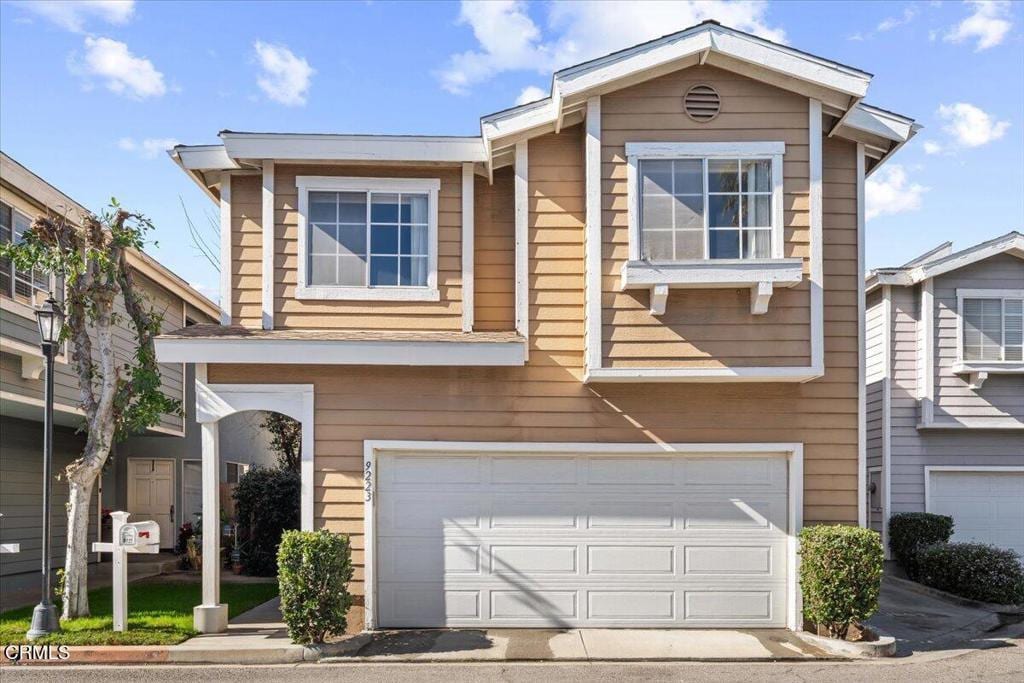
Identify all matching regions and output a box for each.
[917,543,1024,605]
[888,512,954,579]
[799,525,884,639]
[233,466,300,576]
[277,530,354,645]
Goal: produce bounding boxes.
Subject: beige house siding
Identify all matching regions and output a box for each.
[271,164,464,330]
[229,174,263,328]
[601,65,812,367]
[473,167,516,331]
[205,130,861,627]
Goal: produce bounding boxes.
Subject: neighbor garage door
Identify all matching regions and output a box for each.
[374,452,790,628]
[928,469,1024,556]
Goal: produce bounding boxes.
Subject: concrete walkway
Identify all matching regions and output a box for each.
[866,574,1005,655]
[330,627,826,662]
[173,596,308,663]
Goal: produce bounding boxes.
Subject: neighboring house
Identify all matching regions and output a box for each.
[0,152,277,604]
[160,21,917,633]
[865,232,1024,557]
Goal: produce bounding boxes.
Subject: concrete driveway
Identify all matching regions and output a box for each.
[867,574,1006,655]
[328,628,826,662]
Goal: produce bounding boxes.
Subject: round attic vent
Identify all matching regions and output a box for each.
[683,84,721,122]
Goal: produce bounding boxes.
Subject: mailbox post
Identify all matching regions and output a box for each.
[91,511,160,631]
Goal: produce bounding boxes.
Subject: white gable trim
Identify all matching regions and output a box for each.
[221,133,486,163]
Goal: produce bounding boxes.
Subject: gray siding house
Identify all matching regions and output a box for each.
[865,231,1023,557]
[0,152,277,604]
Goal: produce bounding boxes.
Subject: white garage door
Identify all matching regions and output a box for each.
[928,470,1024,555]
[374,452,790,628]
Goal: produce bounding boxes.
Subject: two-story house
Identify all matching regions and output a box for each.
[0,152,277,608]
[865,232,1024,557]
[160,21,916,634]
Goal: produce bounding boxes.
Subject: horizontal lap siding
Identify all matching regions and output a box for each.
[473,167,515,330]
[887,257,1024,514]
[272,165,463,330]
[601,65,811,368]
[933,255,1024,421]
[230,175,263,328]
[207,129,861,625]
[865,290,886,470]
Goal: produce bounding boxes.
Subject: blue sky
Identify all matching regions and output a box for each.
[1,0,1021,301]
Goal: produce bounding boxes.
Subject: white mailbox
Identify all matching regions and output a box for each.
[91,512,162,631]
[119,521,160,553]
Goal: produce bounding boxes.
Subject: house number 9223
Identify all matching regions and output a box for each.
[364,461,373,502]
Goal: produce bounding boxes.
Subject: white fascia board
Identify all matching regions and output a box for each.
[586,366,823,383]
[556,25,869,99]
[172,145,239,170]
[155,338,527,366]
[909,233,1024,282]
[220,133,486,163]
[481,99,559,144]
[841,104,915,143]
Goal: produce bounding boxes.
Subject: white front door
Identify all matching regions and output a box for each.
[182,460,203,528]
[928,469,1024,555]
[127,459,175,548]
[375,452,790,628]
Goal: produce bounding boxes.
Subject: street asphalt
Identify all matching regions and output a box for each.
[3,624,1022,683]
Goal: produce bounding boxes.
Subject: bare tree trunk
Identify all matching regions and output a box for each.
[61,472,97,619]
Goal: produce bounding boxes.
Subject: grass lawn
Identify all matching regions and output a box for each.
[0,580,278,646]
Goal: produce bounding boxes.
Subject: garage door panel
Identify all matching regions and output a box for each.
[491,545,578,575]
[381,455,482,485]
[588,591,676,620]
[491,497,578,528]
[375,452,791,628]
[928,471,1024,556]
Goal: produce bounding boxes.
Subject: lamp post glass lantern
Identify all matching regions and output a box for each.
[27,295,64,639]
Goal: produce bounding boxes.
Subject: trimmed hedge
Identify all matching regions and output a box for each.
[277,530,354,645]
[799,525,884,639]
[917,543,1024,605]
[888,512,954,579]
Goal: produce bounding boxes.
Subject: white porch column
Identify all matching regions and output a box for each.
[193,365,228,633]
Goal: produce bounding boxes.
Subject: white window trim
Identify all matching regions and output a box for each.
[295,176,441,301]
[625,141,786,262]
[621,141,790,316]
[1,202,62,316]
[954,288,1024,388]
[362,440,804,632]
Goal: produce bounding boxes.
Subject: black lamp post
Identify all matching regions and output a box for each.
[27,295,64,640]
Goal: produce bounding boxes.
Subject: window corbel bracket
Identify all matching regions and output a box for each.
[967,370,988,390]
[649,284,669,316]
[750,281,773,315]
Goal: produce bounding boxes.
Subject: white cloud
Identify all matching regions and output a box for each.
[877,6,918,32]
[515,85,548,105]
[866,165,928,221]
[15,0,134,33]
[437,0,784,95]
[73,36,166,99]
[118,137,179,159]
[253,41,314,106]
[945,0,1012,50]
[937,102,1010,147]
[922,140,944,155]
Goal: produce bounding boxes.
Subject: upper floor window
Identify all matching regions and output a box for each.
[296,176,440,301]
[626,142,784,263]
[962,294,1023,362]
[1,201,51,306]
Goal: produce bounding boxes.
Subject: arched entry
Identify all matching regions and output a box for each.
[191,365,313,633]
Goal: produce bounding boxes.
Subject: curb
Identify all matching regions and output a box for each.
[794,630,896,658]
[886,575,1024,625]
[1,634,374,666]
